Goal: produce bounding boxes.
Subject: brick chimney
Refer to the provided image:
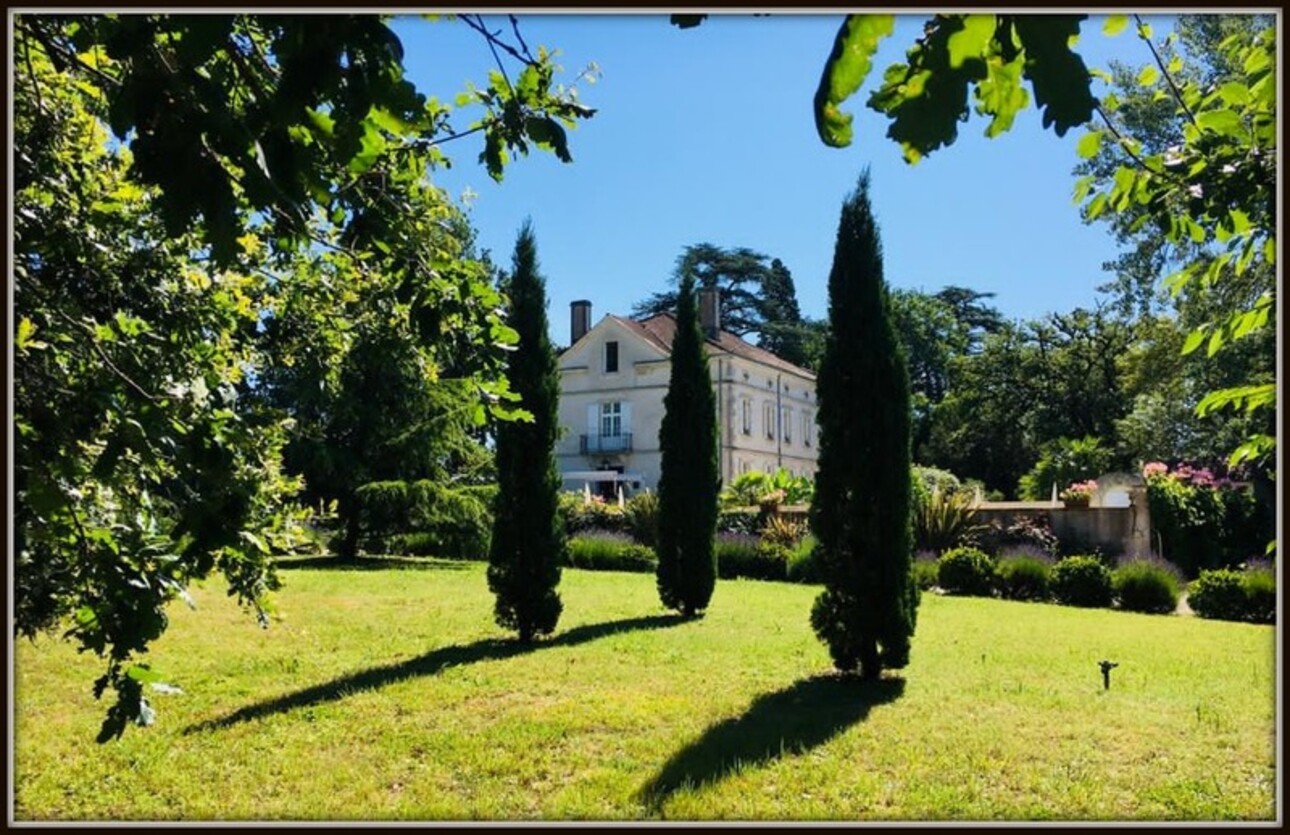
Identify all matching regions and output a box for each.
[699,288,720,339]
[570,299,591,344]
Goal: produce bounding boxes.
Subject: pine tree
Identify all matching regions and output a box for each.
[809,170,919,679]
[656,273,720,617]
[487,222,565,641]
[759,258,808,367]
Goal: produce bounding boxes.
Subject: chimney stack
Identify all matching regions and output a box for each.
[699,288,720,339]
[570,300,592,344]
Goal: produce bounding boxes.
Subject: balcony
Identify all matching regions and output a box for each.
[580,433,633,454]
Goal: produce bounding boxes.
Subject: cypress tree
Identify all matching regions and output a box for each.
[809,170,919,679]
[656,274,720,617]
[487,222,565,642]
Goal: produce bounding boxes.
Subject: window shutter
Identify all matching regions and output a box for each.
[621,401,632,434]
[587,404,599,436]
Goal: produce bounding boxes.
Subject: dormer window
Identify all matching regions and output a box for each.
[605,340,619,373]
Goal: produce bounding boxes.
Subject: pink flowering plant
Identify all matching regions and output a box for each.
[1059,480,1097,503]
[1141,461,1270,577]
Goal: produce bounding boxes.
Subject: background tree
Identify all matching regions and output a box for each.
[655,274,720,618]
[14,39,305,741]
[922,325,1038,497]
[675,12,1276,485]
[487,223,566,641]
[933,286,1006,352]
[809,171,918,680]
[633,244,811,368]
[13,12,589,738]
[758,258,809,367]
[888,289,970,456]
[634,244,772,338]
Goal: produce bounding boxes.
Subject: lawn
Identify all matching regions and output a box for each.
[13,559,1277,821]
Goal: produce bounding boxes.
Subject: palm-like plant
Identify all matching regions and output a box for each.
[914,489,982,555]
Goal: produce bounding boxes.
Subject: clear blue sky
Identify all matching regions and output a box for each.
[390,13,1176,343]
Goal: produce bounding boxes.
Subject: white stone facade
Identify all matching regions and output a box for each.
[555,300,818,495]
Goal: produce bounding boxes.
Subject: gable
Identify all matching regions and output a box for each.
[559,314,670,374]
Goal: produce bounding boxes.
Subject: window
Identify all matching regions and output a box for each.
[782,407,793,444]
[604,340,619,373]
[741,399,752,435]
[803,411,813,447]
[764,402,775,440]
[739,459,750,475]
[601,401,622,437]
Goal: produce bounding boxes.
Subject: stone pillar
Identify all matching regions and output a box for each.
[1125,485,1152,557]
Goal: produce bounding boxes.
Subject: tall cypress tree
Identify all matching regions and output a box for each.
[488,222,564,642]
[656,274,720,617]
[809,170,919,679]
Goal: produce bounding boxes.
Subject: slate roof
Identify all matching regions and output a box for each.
[609,312,815,380]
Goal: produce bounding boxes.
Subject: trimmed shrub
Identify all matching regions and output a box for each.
[1241,567,1276,625]
[937,547,996,597]
[1187,566,1275,624]
[715,533,788,581]
[1113,556,1181,615]
[1051,556,1113,608]
[995,551,1052,601]
[566,531,656,573]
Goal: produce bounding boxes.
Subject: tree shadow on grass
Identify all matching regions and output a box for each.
[639,675,906,812]
[183,613,685,734]
[274,555,478,571]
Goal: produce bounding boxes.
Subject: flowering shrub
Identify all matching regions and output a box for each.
[969,515,1060,557]
[1142,462,1269,577]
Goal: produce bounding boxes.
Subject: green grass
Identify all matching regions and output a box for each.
[14,560,1276,821]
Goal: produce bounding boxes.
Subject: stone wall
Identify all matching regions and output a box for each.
[970,487,1152,557]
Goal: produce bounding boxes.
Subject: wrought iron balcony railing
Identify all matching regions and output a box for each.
[580,433,633,454]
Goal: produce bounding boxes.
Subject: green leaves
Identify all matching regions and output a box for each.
[1103,15,1129,37]
[1076,130,1102,159]
[845,14,1095,161]
[1195,384,1276,418]
[813,14,895,147]
[1012,16,1096,136]
[946,14,997,68]
[20,14,595,267]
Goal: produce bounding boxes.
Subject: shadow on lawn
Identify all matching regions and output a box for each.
[274,555,477,572]
[639,675,905,812]
[184,613,685,734]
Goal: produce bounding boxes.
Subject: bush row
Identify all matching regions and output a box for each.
[929,546,1277,623]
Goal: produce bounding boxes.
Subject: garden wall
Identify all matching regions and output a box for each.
[971,494,1152,558]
